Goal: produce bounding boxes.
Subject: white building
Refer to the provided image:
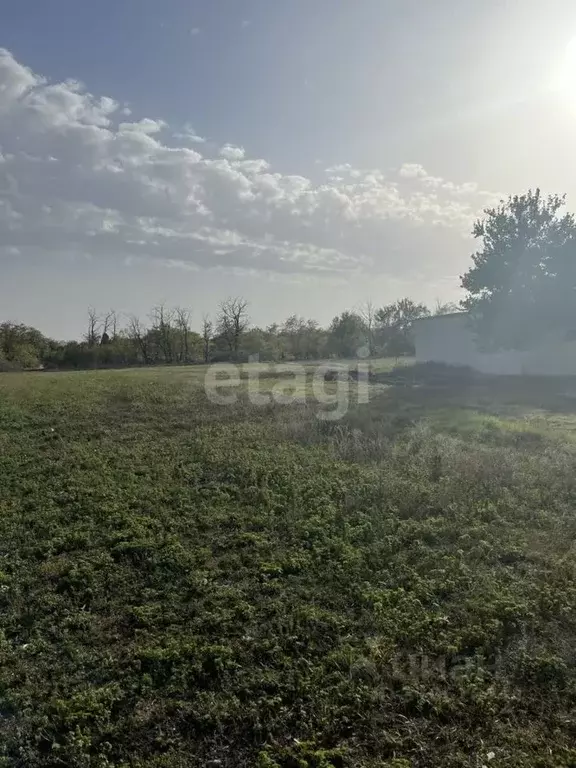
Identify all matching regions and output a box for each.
[412,312,576,376]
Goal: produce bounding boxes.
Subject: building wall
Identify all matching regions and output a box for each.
[414,314,477,367]
[414,315,576,376]
[521,340,576,376]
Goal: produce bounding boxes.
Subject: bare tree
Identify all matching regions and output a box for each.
[150,303,175,364]
[111,310,119,340]
[103,309,120,340]
[127,315,150,364]
[202,314,213,363]
[217,297,249,359]
[434,300,460,316]
[174,307,192,363]
[85,307,101,347]
[358,300,377,357]
[101,310,118,345]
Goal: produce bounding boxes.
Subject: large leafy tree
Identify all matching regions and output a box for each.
[375,298,430,356]
[461,189,576,349]
[0,322,54,369]
[328,312,367,358]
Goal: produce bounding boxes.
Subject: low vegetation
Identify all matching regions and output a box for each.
[1,364,576,767]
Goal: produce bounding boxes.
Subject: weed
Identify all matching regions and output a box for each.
[1,368,576,766]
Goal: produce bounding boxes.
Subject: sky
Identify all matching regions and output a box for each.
[2,0,576,339]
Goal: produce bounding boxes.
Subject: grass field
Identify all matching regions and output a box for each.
[1,362,576,767]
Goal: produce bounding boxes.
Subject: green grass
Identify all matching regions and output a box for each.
[1,366,576,767]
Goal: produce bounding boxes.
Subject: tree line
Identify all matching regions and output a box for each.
[0,297,458,371]
[5,185,575,371]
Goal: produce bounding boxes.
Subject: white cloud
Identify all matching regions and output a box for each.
[0,48,500,284]
[399,163,428,179]
[219,144,246,161]
[173,123,206,144]
[118,118,166,134]
[190,27,201,36]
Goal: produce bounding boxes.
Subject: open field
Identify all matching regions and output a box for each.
[1,363,576,767]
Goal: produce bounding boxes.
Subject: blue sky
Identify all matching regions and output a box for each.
[2,0,576,338]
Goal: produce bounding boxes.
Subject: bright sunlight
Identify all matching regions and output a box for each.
[554,35,576,108]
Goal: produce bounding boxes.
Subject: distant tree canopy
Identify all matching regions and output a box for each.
[322,300,430,360]
[0,294,441,371]
[461,189,576,350]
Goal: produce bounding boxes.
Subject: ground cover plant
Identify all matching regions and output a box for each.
[0,364,576,767]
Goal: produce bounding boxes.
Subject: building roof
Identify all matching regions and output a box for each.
[412,311,468,325]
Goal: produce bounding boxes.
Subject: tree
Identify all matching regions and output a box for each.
[358,300,377,357]
[241,328,269,360]
[461,189,576,349]
[264,322,284,360]
[328,312,367,358]
[202,315,213,363]
[85,308,100,347]
[278,315,326,360]
[434,300,460,316]
[127,315,150,364]
[0,322,50,369]
[375,298,430,356]
[101,310,119,344]
[174,307,192,363]
[150,304,176,364]
[217,297,249,359]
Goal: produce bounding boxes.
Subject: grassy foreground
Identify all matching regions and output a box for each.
[1,366,576,767]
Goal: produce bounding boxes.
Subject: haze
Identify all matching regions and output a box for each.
[2,0,576,338]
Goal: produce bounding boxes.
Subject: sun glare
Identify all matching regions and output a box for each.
[554,36,576,109]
